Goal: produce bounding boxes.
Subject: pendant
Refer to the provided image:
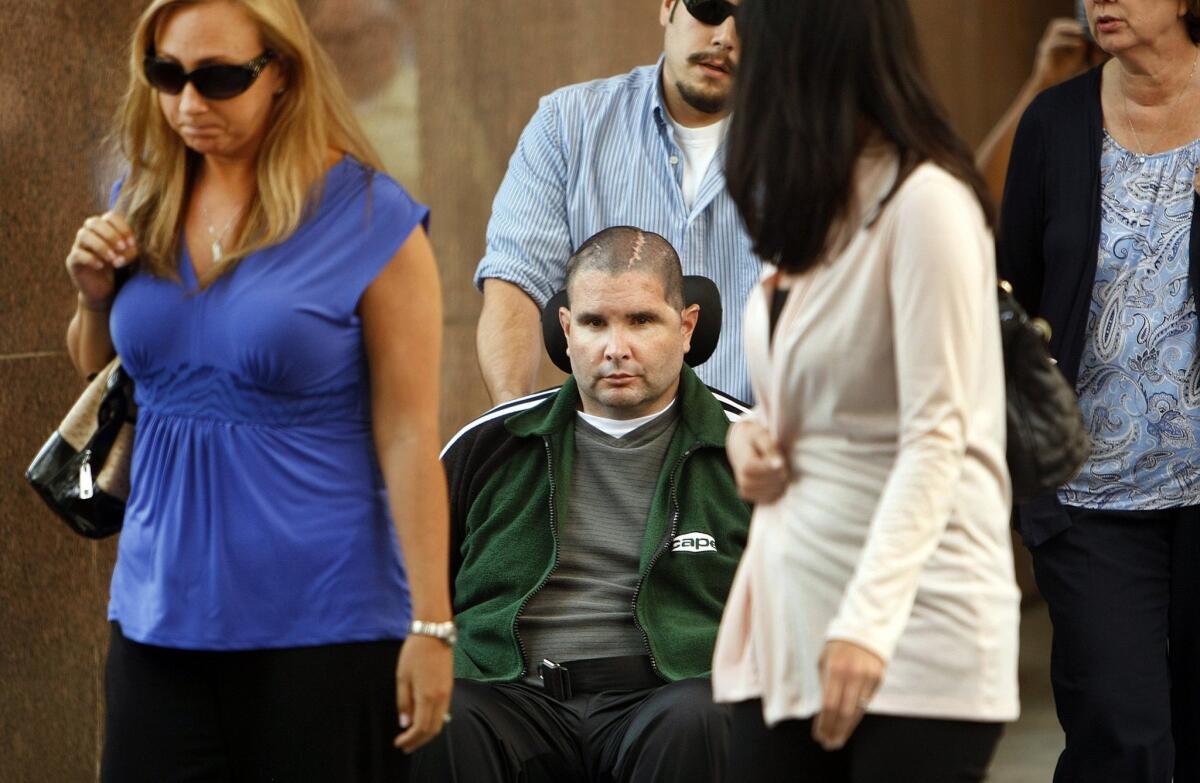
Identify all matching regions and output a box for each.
[212,240,223,263]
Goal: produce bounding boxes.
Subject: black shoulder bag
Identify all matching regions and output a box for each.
[998,280,1091,502]
[26,357,136,539]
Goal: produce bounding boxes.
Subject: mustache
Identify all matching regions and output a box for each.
[688,51,736,75]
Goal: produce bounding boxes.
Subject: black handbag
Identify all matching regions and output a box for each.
[26,357,136,538]
[998,281,1090,502]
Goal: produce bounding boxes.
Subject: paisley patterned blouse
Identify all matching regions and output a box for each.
[1061,132,1200,510]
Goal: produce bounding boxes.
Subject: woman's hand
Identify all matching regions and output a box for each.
[65,211,138,309]
[813,640,886,751]
[726,418,790,503]
[393,635,454,753]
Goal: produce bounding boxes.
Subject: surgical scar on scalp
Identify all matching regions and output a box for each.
[626,231,646,269]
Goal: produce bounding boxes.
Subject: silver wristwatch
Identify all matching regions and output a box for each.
[408,619,457,647]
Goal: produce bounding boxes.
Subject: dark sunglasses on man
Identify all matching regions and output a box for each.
[143,50,275,101]
[682,0,738,27]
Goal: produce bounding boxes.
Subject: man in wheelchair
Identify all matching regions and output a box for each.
[411,226,751,783]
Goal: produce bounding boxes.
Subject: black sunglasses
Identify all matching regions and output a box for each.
[683,0,738,26]
[143,50,275,100]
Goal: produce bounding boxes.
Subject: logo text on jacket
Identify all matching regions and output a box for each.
[672,532,717,553]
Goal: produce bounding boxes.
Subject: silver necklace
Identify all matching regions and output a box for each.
[200,202,242,264]
[1121,46,1199,163]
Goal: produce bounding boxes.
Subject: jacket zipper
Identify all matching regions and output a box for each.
[511,436,562,679]
[629,444,697,675]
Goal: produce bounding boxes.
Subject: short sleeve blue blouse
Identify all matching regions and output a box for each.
[108,158,428,650]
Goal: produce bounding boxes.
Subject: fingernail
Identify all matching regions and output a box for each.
[117,239,128,250]
[399,713,411,729]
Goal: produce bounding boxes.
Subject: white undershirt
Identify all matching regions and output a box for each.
[577,399,677,439]
[669,116,729,211]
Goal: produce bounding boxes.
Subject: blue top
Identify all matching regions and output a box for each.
[475,58,760,403]
[1061,131,1200,510]
[108,158,428,649]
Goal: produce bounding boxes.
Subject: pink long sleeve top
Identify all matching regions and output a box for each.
[711,147,1021,726]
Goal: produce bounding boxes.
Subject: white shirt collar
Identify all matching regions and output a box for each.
[577,399,677,439]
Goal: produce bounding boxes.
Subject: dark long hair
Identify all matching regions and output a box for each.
[725,0,994,274]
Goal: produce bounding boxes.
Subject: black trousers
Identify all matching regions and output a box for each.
[101,623,407,783]
[1030,506,1200,783]
[727,700,1003,782]
[408,677,731,783]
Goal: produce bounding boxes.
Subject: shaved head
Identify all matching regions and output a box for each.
[564,227,684,310]
[558,227,699,420]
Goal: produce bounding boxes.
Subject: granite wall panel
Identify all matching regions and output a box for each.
[0,355,118,783]
[1,1,1068,779]
[0,2,140,359]
[1,2,145,782]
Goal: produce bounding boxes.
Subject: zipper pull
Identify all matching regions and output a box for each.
[79,459,94,500]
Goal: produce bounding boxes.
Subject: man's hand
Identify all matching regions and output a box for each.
[812,640,886,751]
[726,419,789,503]
[393,636,454,753]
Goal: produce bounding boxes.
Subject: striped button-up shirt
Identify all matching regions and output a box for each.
[475,58,761,403]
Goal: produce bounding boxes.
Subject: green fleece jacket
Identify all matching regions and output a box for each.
[441,367,751,682]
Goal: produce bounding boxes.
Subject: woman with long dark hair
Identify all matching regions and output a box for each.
[711,1,1020,780]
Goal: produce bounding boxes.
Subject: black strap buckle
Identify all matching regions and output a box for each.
[538,659,573,700]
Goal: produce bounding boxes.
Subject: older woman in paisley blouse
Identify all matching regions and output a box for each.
[998,1,1200,780]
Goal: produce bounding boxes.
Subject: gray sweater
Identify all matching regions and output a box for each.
[519,407,680,677]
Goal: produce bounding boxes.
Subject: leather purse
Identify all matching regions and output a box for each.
[998,281,1091,502]
[26,357,136,538]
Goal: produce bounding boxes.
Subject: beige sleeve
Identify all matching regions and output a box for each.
[825,171,993,662]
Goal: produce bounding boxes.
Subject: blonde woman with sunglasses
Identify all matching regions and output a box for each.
[64,1,451,779]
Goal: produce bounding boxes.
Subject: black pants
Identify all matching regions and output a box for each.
[727,700,1002,782]
[1030,506,1200,783]
[408,677,730,783]
[101,623,407,783]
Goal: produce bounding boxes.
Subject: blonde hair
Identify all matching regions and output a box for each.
[115,0,383,283]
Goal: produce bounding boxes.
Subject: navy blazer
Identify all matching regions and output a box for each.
[996,65,1200,545]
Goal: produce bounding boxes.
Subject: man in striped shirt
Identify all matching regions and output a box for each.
[475,0,757,405]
